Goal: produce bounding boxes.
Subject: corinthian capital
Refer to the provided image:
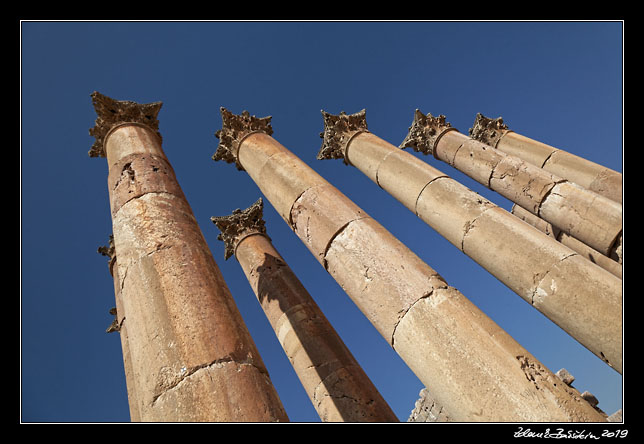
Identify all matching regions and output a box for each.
[468,113,510,147]
[399,109,456,156]
[318,109,369,164]
[213,107,274,171]
[88,91,163,158]
[211,198,268,260]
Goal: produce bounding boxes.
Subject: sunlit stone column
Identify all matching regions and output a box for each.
[511,205,622,279]
[470,113,622,204]
[402,110,622,264]
[211,107,607,422]
[211,198,398,422]
[98,235,141,421]
[318,109,622,375]
[89,92,288,422]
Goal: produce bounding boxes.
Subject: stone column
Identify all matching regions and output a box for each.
[469,113,622,204]
[511,205,622,279]
[98,235,141,421]
[211,107,607,422]
[401,110,622,264]
[211,198,398,422]
[318,110,622,375]
[89,92,288,422]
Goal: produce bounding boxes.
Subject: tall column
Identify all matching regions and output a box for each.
[317,110,622,375]
[211,198,398,422]
[401,110,622,264]
[511,205,622,279]
[89,92,288,422]
[211,107,607,422]
[469,113,622,204]
[98,235,141,421]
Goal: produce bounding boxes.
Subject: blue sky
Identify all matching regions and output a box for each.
[20,21,623,423]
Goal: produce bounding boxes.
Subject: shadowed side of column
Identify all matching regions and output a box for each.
[211,198,398,422]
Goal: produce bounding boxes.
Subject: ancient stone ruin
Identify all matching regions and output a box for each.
[91,92,622,423]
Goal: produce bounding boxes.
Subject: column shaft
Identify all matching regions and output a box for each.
[470,114,622,204]
[511,205,622,279]
[99,239,142,421]
[212,109,607,421]
[213,205,398,421]
[344,130,621,374]
[91,93,288,422]
[435,130,622,262]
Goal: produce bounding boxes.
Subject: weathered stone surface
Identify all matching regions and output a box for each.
[220,215,398,422]
[328,125,623,374]
[216,108,608,421]
[291,183,368,266]
[471,113,623,204]
[94,96,288,422]
[555,368,576,386]
[407,388,451,422]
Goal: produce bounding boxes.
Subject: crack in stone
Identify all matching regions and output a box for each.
[460,204,496,252]
[391,287,447,348]
[530,252,578,306]
[150,356,264,407]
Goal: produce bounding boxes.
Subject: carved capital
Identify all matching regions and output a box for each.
[399,109,457,156]
[318,109,369,164]
[468,113,511,147]
[211,198,269,260]
[213,107,274,171]
[88,91,163,158]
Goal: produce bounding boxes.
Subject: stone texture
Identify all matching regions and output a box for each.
[212,201,398,422]
[323,118,621,374]
[470,113,622,204]
[405,110,623,264]
[512,205,622,279]
[407,388,450,422]
[213,108,608,421]
[98,235,141,421]
[91,93,288,422]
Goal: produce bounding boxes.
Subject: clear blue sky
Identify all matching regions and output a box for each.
[20,21,623,423]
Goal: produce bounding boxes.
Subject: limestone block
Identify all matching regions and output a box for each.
[393,287,606,422]
[344,132,393,182]
[112,193,283,421]
[449,137,506,187]
[324,217,447,343]
[290,183,367,265]
[497,131,557,167]
[105,124,166,169]
[148,361,288,422]
[416,176,497,249]
[375,149,447,213]
[489,154,560,214]
[254,150,328,225]
[539,181,623,256]
[107,153,184,216]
